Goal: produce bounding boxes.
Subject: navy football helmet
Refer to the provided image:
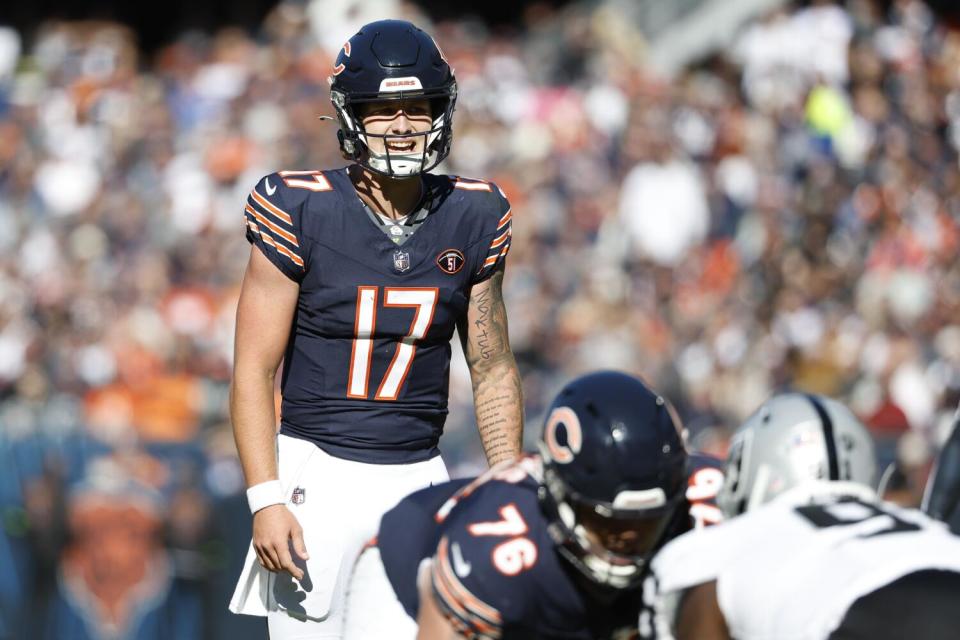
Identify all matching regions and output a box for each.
[329,20,457,178]
[537,371,688,589]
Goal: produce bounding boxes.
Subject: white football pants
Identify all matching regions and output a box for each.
[230,434,448,639]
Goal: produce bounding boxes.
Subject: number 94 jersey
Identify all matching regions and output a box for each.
[243,168,512,464]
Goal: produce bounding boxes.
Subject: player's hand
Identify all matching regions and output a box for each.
[253,504,310,580]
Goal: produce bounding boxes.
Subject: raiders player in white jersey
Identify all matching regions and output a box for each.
[645,393,960,640]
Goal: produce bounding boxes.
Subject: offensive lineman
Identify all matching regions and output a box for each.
[376,371,725,639]
[228,20,524,638]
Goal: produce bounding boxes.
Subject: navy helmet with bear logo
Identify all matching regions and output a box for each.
[328,19,457,177]
[537,371,688,589]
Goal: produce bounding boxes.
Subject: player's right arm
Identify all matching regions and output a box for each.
[673,581,730,640]
[231,244,308,580]
[460,184,523,467]
[416,576,461,640]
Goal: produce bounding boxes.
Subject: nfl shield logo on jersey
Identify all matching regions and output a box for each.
[291,487,306,505]
[393,250,411,273]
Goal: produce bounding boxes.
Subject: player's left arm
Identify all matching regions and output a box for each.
[459,266,523,466]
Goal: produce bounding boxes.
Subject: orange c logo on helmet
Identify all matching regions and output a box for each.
[544,406,582,464]
[333,40,351,76]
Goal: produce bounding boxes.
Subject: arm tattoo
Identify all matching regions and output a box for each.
[465,270,508,365]
[464,270,524,465]
[470,285,496,361]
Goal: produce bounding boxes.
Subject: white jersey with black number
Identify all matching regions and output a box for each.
[649,483,960,640]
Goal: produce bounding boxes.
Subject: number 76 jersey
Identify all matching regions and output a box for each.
[243,167,513,464]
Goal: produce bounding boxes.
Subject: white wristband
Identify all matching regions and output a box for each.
[247,480,286,514]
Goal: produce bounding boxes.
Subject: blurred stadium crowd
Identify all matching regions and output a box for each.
[2,0,960,637]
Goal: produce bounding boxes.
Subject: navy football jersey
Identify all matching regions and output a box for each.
[378,459,625,639]
[380,455,725,639]
[243,168,513,463]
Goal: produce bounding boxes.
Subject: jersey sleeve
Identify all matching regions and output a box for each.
[430,534,508,639]
[428,486,541,639]
[243,172,309,281]
[685,453,725,529]
[469,181,513,285]
[377,479,472,619]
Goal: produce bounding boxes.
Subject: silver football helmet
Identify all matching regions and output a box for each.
[717,393,878,517]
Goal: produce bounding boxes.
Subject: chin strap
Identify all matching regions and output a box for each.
[542,496,647,590]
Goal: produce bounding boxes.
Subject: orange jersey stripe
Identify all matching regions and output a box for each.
[245,205,299,247]
[435,465,508,524]
[250,189,294,225]
[433,592,478,640]
[432,563,474,623]
[246,221,304,267]
[436,538,503,624]
[432,564,502,638]
[489,229,511,249]
[485,239,511,263]
[497,210,512,229]
[275,242,304,268]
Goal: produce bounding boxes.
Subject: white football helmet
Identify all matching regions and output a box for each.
[717,393,878,517]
